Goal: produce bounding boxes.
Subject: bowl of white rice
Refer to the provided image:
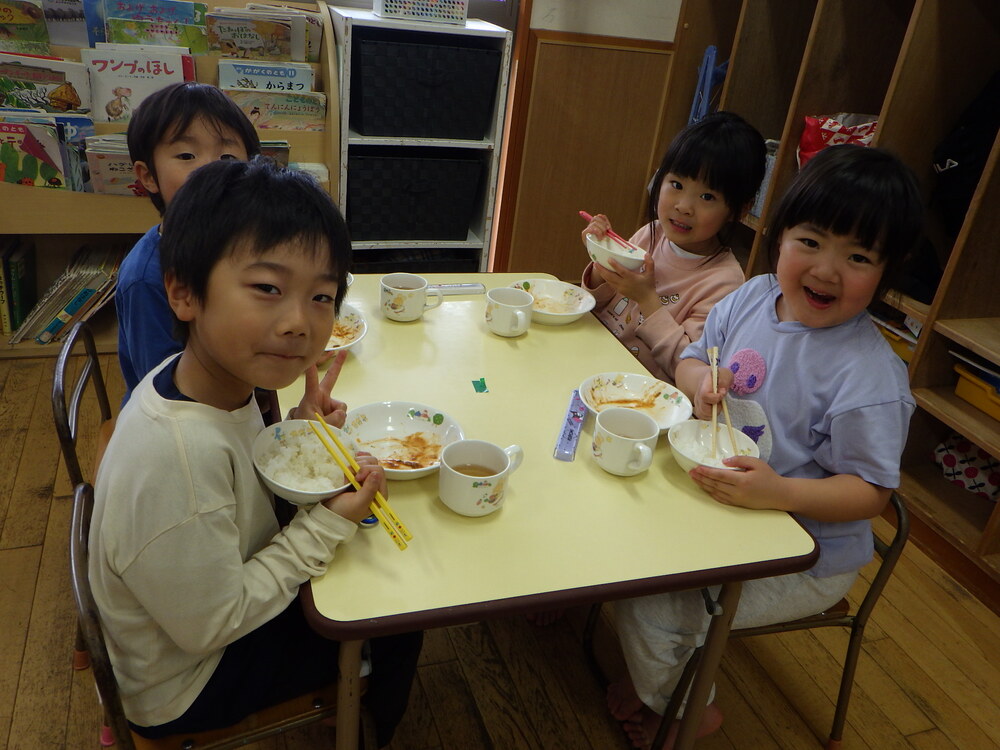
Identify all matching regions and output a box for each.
[253,419,353,505]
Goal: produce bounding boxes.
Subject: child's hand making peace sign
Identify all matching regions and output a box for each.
[292,349,349,427]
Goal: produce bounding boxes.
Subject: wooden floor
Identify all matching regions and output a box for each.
[2,352,1000,750]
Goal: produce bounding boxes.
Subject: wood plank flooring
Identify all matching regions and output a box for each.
[1,353,999,750]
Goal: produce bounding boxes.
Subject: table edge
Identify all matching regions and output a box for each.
[300,542,819,640]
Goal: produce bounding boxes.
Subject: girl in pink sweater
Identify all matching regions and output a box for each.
[582,112,766,383]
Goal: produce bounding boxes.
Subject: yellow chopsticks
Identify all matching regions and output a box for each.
[309,413,412,549]
[708,347,740,459]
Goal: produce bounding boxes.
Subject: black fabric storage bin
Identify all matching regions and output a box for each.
[351,38,501,140]
[347,151,483,240]
[351,247,480,274]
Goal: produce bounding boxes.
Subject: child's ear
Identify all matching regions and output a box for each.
[133,160,160,195]
[164,271,197,321]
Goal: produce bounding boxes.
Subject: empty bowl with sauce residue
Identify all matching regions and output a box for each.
[509,278,596,325]
[325,303,367,352]
[579,372,692,434]
[341,402,465,480]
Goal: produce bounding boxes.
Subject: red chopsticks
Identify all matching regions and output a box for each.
[579,210,636,251]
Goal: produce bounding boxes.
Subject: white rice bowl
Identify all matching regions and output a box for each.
[668,419,760,473]
[253,420,352,505]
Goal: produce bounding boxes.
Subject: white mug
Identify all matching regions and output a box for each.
[380,273,443,322]
[485,287,532,337]
[438,439,524,516]
[592,407,659,476]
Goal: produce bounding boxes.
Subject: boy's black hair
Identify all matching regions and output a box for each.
[765,144,923,298]
[160,158,352,343]
[647,111,767,255]
[127,82,261,215]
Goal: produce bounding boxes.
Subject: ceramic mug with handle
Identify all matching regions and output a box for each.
[438,439,524,516]
[380,273,443,322]
[592,407,659,476]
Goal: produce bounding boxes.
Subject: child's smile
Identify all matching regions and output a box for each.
[775,223,884,328]
[170,239,339,410]
[657,172,733,255]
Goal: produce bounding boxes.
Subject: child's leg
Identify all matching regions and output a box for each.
[131,603,340,738]
[130,604,422,748]
[609,570,857,745]
[366,630,424,748]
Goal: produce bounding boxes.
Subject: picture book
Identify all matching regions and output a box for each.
[0,51,91,112]
[41,0,88,46]
[11,243,121,344]
[206,11,303,61]
[0,239,13,334]
[0,109,93,190]
[0,119,68,187]
[95,40,189,53]
[81,0,105,43]
[85,132,144,194]
[0,0,51,54]
[217,59,313,92]
[80,46,190,122]
[258,137,287,166]
[105,17,208,53]
[246,3,320,62]
[223,87,324,131]
[103,0,207,25]
[3,240,37,330]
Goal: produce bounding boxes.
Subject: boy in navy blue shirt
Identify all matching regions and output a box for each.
[116,82,260,405]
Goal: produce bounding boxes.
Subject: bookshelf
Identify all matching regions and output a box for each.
[0,0,340,359]
[660,0,1000,607]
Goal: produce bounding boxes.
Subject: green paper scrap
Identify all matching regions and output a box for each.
[472,378,489,393]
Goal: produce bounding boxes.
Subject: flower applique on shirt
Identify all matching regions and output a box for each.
[725,348,772,461]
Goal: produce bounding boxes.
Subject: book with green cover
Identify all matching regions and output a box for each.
[4,241,36,330]
[0,0,50,55]
[105,17,208,54]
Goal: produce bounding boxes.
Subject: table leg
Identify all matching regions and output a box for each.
[674,580,742,750]
[336,639,364,750]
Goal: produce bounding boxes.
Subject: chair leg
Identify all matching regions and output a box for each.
[828,621,866,747]
[651,647,702,750]
[73,621,91,671]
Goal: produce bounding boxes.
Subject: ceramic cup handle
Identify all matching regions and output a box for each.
[629,444,653,472]
[504,444,524,473]
[425,288,443,310]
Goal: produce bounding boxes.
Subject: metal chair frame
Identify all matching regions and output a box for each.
[52,320,114,672]
[583,492,909,750]
[70,483,371,750]
[52,320,113,491]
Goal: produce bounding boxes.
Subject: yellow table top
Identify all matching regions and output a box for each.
[279,273,817,638]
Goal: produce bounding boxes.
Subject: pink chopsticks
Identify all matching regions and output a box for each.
[579,210,635,251]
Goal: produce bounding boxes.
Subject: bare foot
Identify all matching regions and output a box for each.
[622,702,723,750]
[524,609,564,626]
[606,676,645,721]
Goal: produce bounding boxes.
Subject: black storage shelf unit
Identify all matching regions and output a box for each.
[330,7,512,273]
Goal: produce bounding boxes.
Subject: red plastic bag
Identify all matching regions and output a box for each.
[797,113,878,168]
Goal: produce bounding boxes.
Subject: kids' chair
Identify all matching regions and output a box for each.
[52,320,115,671]
[584,492,909,750]
[70,482,373,750]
